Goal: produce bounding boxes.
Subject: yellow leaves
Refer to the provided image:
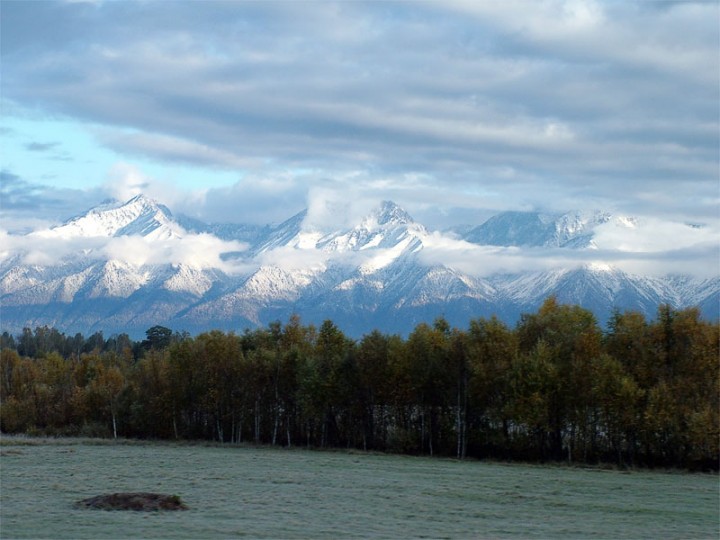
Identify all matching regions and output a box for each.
[643,382,678,434]
[1,304,717,466]
[0,396,32,433]
[92,365,125,400]
[686,405,720,460]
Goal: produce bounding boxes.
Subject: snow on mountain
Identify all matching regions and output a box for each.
[1,195,717,338]
[464,210,615,248]
[176,214,270,244]
[0,263,44,296]
[463,211,558,247]
[37,194,183,240]
[251,210,309,254]
[668,275,719,305]
[87,260,149,298]
[253,201,425,257]
[492,264,681,325]
[1,259,147,305]
[162,264,216,297]
[241,265,322,301]
[182,201,433,331]
[665,275,720,320]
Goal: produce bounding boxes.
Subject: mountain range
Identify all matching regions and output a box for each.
[1,194,717,338]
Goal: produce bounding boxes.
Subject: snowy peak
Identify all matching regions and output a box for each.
[253,201,424,255]
[464,210,615,248]
[320,201,425,254]
[88,260,148,298]
[1,193,716,338]
[464,211,554,247]
[40,194,182,240]
[162,264,214,297]
[252,210,310,253]
[551,211,611,249]
[373,200,414,226]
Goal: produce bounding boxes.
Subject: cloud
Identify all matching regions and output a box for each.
[103,163,150,202]
[97,129,259,170]
[592,217,720,254]
[100,233,250,273]
[101,162,204,214]
[188,172,307,226]
[0,0,717,233]
[303,183,383,232]
[418,233,572,277]
[0,171,106,232]
[2,226,251,275]
[255,245,329,273]
[2,183,717,281]
[418,230,720,279]
[25,142,60,152]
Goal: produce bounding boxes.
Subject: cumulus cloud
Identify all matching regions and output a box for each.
[418,233,574,277]
[104,163,149,202]
[102,163,198,214]
[303,183,382,232]
[1,224,251,275]
[255,245,329,273]
[593,217,720,254]
[417,230,719,279]
[100,233,250,273]
[2,184,717,281]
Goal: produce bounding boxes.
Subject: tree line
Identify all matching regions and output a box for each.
[1,298,717,469]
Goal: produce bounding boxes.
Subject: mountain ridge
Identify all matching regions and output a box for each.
[1,195,717,338]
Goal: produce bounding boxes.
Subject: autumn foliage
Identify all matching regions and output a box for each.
[1,299,717,469]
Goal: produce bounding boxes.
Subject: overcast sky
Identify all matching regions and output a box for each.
[1,1,718,239]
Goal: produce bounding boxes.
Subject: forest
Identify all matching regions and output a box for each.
[1,298,718,470]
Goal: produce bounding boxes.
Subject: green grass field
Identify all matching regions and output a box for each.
[1,438,717,539]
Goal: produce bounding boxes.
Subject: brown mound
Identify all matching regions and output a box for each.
[75,492,188,511]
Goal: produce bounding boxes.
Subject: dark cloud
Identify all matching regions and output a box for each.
[0,171,105,232]
[25,142,60,152]
[1,0,717,227]
[0,171,48,210]
[0,170,22,184]
[189,175,308,226]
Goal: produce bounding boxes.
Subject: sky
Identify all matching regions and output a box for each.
[0,0,718,276]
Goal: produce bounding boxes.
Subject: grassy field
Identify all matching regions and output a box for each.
[1,438,717,539]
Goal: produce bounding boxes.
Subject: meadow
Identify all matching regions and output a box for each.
[1,438,717,539]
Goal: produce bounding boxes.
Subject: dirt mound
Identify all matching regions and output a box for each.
[75,492,188,511]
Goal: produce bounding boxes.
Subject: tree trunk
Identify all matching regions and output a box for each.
[321,415,327,448]
[254,398,261,443]
[216,411,224,443]
[286,412,292,447]
[428,412,434,457]
[272,404,280,446]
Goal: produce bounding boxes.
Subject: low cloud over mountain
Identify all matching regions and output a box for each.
[1,194,717,337]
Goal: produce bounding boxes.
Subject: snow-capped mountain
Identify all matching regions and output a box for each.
[176,214,270,244]
[490,264,682,323]
[1,195,717,338]
[36,194,183,240]
[462,210,614,248]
